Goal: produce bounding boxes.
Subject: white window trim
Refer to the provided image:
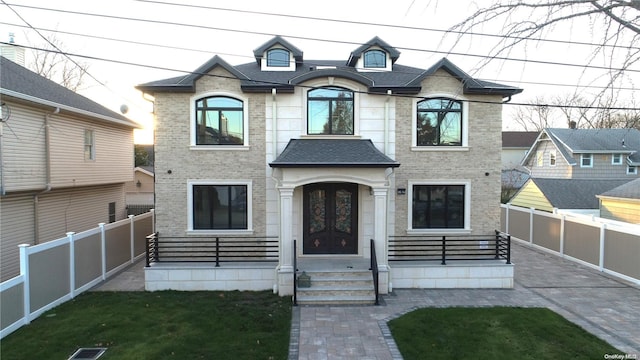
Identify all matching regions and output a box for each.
[580,154,593,168]
[261,46,295,71]
[627,165,637,175]
[186,179,254,235]
[406,180,472,234]
[411,94,469,151]
[612,153,623,165]
[549,150,556,167]
[357,46,392,72]
[84,129,95,161]
[189,91,250,150]
[302,79,361,137]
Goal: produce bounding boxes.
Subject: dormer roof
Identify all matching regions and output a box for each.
[346,36,400,67]
[253,35,303,66]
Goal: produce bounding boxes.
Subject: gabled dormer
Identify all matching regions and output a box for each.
[347,36,400,72]
[253,35,303,72]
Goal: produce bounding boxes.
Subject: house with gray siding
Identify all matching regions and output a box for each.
[137,36,522,301]
[511,128,640,214]
[0,56,138,281]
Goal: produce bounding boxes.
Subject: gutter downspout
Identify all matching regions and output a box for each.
[34,107,57,244]
[384,90,392,156]
[0,121,4,196]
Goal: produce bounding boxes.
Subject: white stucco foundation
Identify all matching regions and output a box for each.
[144,263,277,291]
[390,261,514,289]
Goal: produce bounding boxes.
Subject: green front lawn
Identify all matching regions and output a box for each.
[389,307,620,360]
[0,291,291,360]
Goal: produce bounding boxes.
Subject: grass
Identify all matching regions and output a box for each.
[0,291,291,360]
[388,307,621,360]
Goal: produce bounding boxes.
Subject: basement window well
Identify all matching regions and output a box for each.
[68,348,107,360]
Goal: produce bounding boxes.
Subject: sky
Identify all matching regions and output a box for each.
[1,0,638,143]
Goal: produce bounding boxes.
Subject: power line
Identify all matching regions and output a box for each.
[1,20,636,93]
[135,0,640,52]
[5,42,640,112]
[3,3,640,74]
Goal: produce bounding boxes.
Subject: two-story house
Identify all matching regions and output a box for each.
[511,127,640,214]
[137,36,522,300]
[0,56,139,281]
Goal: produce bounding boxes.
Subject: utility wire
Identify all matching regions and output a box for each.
[5,42,640,112]
[135,0,640,52]
[3,3,640,74]
[1,20,636,93]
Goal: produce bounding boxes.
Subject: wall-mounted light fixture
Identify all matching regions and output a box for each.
[136,180,142,187]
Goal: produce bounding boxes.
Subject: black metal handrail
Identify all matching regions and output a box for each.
[369,239,380,305]
[389,231,511,265]
[145,235,279,267]
[293,239,298,306]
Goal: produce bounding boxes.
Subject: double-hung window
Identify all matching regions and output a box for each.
[307,87,354,135]
[191,184,249,230]
[84,129,95,160]
[612,153,622,165]
[416,98,462,146]
[580,154,593,168]
[411,184,466,229]
[195,96,244,145]
[549,150,557,166]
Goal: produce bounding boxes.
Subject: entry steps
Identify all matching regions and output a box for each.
[295,269,376,305]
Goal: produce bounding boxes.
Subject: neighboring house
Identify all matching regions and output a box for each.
[511,127,640,213]
[511,178,630,215]
[501,131,538,202]
[125,166,154,215]
[502,131,538,169]
[136,36,522,297]
[0,56,138,281]
[597,178,640,224]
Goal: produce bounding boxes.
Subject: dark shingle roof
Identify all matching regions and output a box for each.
[598,178,640,200]
[502,131,539,148]
[136,36,522,97]
[269,139,400,168]
[547,128,640,165]
[532,178,632,209]
[1,56,138,128]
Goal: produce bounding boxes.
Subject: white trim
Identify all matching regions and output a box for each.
[549,149,557,166]
[411,94,469,148]
[612,153,623,165]
[189,91,249,148]
[186,179,253,233]
[580,153,593,168]
[406,180,472,233]
[627,165,637,175]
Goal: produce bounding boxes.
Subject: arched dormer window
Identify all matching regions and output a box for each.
[195,96,244,145]
[417,98,462,146]
[307,87,354,135]
[363,50,386,68]
[267,48,290,67]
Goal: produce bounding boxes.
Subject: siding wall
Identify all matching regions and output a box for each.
[0,195,35,281]
[526,139,572,178]
[600,198,640,224]
[509,181,554,212]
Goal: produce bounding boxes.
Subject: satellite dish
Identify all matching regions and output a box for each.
[120,104,129,114]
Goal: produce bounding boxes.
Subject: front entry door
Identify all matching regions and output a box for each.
[303,183,358,254]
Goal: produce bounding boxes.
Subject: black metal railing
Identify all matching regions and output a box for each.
[389,230,511,265]
[293,240,298,306]
[145,233,279,267]
[369,239,380,305]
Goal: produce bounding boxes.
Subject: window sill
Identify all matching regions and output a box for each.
[190,145,250,151]
[186,229,254,236]
[406,228,472,235]
[411,146,469,152]
[301,135,362,139]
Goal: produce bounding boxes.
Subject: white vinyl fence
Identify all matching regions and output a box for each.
[0,211,154,340]
[501,204,639,285]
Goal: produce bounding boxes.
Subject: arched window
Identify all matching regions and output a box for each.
[267,48,290,67]
[195,96,244,145]
[307,87,354,135]
[363,50,386,68]
[417,98,462,146]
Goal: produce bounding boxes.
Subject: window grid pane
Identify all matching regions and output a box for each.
[308,87,354,135]
[267,49,290,67]
[416,98,462,146]
[195,96,244,145]
[364,50,386,68]
[412,185,465,229]
[193,185,248,230]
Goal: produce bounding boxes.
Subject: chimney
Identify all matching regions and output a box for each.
[1,32,26,66]
[569,121,577,129]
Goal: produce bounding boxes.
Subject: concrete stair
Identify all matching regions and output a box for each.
[295,269,377,305]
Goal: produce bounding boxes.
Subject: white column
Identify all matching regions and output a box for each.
[278,187,294,271]
[372,187,389,267]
